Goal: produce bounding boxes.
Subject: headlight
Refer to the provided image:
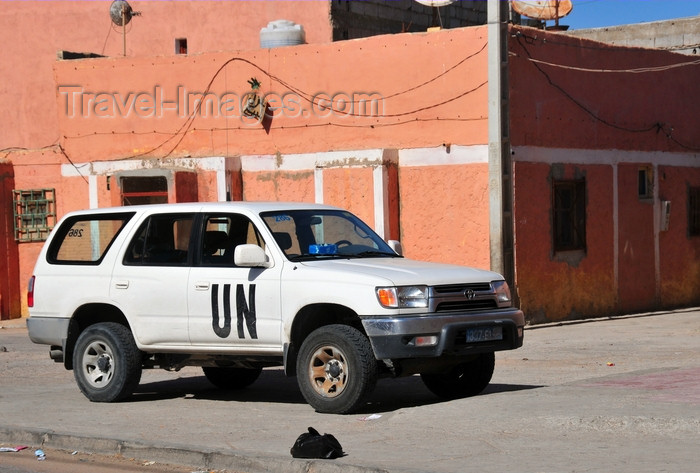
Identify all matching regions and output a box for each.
[376,286,429,308]
[492,280,512,305]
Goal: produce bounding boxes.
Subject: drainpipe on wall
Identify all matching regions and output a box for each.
[487,0,517,301]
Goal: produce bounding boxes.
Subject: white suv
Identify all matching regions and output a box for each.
[27,202,524,414]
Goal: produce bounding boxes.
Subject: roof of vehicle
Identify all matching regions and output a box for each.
[59,201,344,217]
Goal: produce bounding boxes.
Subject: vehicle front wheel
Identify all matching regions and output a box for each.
[203,366,262,389]
[72,322,142,402]
[420,352,495,400]
[296,324,377,414]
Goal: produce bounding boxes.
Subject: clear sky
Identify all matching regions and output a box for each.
[555,0,700,29]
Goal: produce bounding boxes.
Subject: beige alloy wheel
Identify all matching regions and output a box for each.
[307,345,349,398]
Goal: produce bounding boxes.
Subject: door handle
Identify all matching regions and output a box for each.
[195,282,211,291]
[114,280,129,289]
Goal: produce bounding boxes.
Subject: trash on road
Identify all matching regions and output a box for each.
[290,426,345,459]
[359,414,382,421]
[0,446,28,452]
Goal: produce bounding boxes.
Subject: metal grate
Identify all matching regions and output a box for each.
[13,189,56,242]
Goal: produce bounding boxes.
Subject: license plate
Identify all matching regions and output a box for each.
[465,326,503,343]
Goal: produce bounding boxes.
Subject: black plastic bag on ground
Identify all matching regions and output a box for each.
[290,427,345,459]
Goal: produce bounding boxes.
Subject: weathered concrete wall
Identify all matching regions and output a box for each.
[566,16,700,55]
[331,0,488,39]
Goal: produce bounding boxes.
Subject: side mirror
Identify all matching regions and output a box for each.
[387,240,403,256]
[234,244,270,268]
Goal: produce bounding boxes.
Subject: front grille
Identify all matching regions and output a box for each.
[436,300,498,312]
[433,282,492,294]
[430,282,497,313]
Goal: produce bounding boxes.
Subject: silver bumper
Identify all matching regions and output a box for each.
[26,317,70,346]
[361,308,525,359]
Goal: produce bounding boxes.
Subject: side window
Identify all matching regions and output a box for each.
[200,214,265,266]
[124,214,194,265]
[47,213,134,265]
[552,179,586,252]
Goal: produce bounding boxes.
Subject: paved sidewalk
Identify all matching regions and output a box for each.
[1,309,699,473]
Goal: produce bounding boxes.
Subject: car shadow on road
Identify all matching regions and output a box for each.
[131,369,545,413]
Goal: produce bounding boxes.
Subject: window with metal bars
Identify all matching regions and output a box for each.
[689,187,700,237]
[13,189,56,242]
[552,180,586,252]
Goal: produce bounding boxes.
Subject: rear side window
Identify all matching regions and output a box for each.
[47,213,135,264]
[124,213,195,266]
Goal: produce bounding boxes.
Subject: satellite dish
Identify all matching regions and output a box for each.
[414,0,455,29]
[109,0,140,56]
[512,0,573,29]
[110,0,134,26]
[414,0,456,6]
[511,0,573,20]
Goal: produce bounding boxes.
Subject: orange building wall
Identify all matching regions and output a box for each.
[0,0,332,150]
[658,166,700,307]
[323,168,375,227]
[243,170,316,203]
[52,26,489,160]
[514,161,617,322]
[509,26,700,322]
[399,163,491,268]
[509,26,699,153]
[617,162,657,314]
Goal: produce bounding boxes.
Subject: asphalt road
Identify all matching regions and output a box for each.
[1,309,699,473]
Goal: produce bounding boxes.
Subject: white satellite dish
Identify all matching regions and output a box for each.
[414,0,456,29]
[414,0,456,7]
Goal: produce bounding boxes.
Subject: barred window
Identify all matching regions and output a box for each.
[552,180,586,252]
[13,189,56,242]
[689,187,700,237]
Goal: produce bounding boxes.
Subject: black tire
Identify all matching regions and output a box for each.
[72,322,142,402]
[203,366,262,389]
[296,324,378,414]
[420,352,495,400]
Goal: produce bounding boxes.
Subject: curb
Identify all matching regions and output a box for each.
[0,426,390,473]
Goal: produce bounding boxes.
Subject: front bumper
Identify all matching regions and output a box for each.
[361,308,524,359]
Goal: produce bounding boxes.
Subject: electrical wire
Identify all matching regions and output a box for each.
[99,44,488,160]
[514,34,700,151]
[513,53,700,74]
[1,141,90,183]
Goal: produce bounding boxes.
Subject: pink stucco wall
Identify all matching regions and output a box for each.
[0,1,332,150]
[399,163,491,268]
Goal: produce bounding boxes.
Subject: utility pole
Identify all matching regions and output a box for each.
[487,0,516,300]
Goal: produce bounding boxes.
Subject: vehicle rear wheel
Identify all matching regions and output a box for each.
[420,352,495,400]
[203,366,262,389]
[72,322,142,402]
[296,324,377,414]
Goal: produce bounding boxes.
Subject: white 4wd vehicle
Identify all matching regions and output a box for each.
[27,202,524,414]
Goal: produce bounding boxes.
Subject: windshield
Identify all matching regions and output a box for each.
[261,209,398,261]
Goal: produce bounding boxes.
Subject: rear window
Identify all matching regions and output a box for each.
[47,213,135,264]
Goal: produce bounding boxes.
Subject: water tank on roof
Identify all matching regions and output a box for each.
[260,20,306,48]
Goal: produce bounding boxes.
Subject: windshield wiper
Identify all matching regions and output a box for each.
[288,254,348,262]
[351,250,401,258]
